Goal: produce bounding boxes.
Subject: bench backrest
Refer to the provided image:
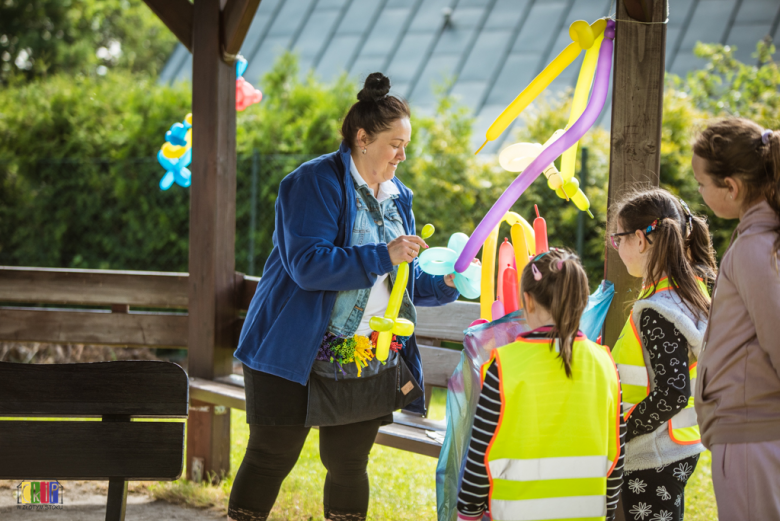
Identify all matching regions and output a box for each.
[0,360,188,481]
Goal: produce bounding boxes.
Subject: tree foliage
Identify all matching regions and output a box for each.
[0,0,178,85]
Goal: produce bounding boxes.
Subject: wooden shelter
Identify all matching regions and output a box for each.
[0,0,667,489]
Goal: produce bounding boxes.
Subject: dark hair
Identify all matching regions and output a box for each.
[520,248,589,378]
[693,118,780,257]
[610,188,714,316]
[340,72,410,150]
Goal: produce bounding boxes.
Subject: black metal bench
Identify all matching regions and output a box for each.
[0,360,189,520]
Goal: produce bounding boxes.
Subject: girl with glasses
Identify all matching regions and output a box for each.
[608,188,716,521]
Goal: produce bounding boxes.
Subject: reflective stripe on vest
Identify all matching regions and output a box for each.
[491,495,607,521]
[485,334,621,521]
[612,278,707,445]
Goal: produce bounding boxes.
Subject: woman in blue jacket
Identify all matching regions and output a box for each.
[228,73,460,521]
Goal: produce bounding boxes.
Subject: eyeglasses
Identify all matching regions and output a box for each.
[609,231,633,250]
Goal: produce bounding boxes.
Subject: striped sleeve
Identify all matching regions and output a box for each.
[606,371,626,521]
[456,361,501,519]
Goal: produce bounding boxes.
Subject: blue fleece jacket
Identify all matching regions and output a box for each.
[234,142,459,414]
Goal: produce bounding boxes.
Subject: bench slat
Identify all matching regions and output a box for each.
[418,344,462,388]
[0,266,189,308]
[0,361,189,417]
[0,307,189,348]
[190,377,247,410]
[0,421,184,480]
[375,423,441,458]
[415,302,478,343]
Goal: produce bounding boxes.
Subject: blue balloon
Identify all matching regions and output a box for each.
[165,122,189,147]
[418,232,481,299]
[236,57,248,78]
[157,148,193,190]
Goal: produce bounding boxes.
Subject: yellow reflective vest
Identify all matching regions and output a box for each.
[482,330,621,521]
[611,277,708,446]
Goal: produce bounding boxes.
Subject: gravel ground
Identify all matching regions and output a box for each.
[0,481,225,521]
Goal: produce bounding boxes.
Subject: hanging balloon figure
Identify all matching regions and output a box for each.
[156,56,262,190]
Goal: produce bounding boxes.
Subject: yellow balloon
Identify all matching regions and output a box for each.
[184,113,193,125]
[559,32,604,184]
[555,177,593,217]
[185,128,192,147]
[373,262,413,361]
[480,212,535,321]
[475,19,607,154]
[161,142,187,159]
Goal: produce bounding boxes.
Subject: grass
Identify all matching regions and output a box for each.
[148,388,718,520]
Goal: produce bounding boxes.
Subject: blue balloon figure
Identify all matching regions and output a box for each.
[158,147,192,190]
[164,120,191,147]
[236,56,248,78]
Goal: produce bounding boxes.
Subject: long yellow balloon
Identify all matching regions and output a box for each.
[510,223,531,309]
[480,212,535,320]
[475,19,607,154]
[371,262,414,361]
[558,32,604,184]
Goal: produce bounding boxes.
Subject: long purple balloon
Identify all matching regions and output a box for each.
[455,19,616,273]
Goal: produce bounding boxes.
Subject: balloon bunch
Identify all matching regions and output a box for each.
[478,18,609,218]
[235,56,263,111]
[456,19,615,274]
[157,57,262,190]
[158,113,193,190]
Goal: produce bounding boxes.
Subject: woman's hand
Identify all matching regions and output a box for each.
[444,258,481,288]
[388,235,428,265]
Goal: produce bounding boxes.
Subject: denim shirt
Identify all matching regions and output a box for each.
[327,179,416,336]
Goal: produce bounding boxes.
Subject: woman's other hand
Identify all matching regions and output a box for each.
[388,235,428,265]
[445,258,481,288]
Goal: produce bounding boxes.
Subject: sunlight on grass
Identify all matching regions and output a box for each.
[148,387,717,520]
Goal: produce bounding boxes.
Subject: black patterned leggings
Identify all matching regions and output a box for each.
[622,454,699,521]
[228,419,382,521]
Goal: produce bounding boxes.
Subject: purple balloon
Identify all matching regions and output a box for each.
[455,19,616,273]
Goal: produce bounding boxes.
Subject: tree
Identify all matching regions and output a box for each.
[0,0,177,85]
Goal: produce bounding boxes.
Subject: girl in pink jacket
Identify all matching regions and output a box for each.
[692,118,780,520]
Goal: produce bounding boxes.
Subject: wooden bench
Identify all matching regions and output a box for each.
[191,302,476,458]
[0,360,189,520]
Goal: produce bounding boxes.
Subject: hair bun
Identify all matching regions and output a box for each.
[357,72,391,103]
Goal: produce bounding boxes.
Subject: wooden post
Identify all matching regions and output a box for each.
[603,0,667,350]
[187,0,237,481]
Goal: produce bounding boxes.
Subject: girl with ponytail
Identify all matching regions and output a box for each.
[609,188,713,521]
[692,118,780,520]
[457,249,624,521]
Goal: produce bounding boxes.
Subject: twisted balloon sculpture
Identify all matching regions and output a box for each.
[455,19,615,273]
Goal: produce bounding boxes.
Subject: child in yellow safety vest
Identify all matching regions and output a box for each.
[608,188,717,521]
[456,248,624,521]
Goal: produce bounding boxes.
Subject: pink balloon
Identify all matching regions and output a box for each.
[497,238,515,304]
[236,77,263,111]
[455,19,615,273]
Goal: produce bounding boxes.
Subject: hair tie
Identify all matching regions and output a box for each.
[762,129,773,145]
[556,259,564,270]
[678,198,693,232]
[532,263,543,281]
[645,218,660,235]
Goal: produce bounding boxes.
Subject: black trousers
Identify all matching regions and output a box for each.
[228,419,382,521]
[621,454,699,521]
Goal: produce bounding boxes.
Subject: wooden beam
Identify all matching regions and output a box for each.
[143,0,194,53]
[0,307,188,348]
[0,267,188,308]
[187,0,237,481]
[604,0,667,350]
[622,0,652,23]
[222,0,263,62]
